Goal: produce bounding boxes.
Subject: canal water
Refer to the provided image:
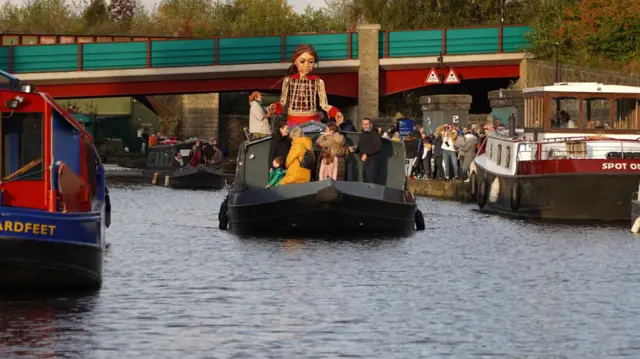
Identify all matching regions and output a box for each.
[2,181,640,358]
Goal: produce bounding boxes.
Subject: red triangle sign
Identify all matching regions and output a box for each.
[424,68,441,84]
[444,68,460,84]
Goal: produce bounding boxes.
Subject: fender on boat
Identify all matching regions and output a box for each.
[477,177,488,209]
[414,209,425,231]
[489,177,500,203]
[510,180,521,211]
[218,196,229,230]
[105,186,111,228]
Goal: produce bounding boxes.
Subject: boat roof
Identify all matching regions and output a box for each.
[524,82,640,95]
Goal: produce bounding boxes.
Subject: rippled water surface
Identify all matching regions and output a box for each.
[2,180,640,358]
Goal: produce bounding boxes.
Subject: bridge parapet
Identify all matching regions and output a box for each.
[0,25,530,74]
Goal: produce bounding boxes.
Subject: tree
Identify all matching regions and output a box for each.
[156,0,215,36]
[108,0,136,25]
[526,0,640,71]
[84,0,108,27]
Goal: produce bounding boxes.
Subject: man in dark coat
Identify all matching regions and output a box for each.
[349,118,382,184]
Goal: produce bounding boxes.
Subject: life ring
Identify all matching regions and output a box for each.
[414,209,425,231]
[510,181,521,211]
[477,177,488,209]
[469,172,478,199]
[105,186,111,228]
[218,197,229,230]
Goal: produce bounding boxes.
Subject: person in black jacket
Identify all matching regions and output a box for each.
[348,118,382,184]
[268,121,292,169]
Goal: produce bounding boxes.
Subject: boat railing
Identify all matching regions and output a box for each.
[514,142,640,161]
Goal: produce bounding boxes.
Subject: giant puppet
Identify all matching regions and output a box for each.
[269,44,344,128]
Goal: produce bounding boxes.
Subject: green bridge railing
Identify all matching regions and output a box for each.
[0,25,530,74]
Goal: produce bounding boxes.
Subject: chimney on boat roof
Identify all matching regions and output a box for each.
[508,113,516,138]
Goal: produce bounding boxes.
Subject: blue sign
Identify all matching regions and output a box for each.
[397,118,414,138]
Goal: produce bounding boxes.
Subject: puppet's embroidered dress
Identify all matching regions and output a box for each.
[272,74,340,127]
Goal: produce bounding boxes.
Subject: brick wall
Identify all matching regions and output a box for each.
[357,24,381,130]
[181,93,220,140]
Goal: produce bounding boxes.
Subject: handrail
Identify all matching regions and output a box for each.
[0,24,530,74]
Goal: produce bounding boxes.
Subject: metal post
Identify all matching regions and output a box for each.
[555,42,560,83]
[500,0,505,24]
[438,51,444,82]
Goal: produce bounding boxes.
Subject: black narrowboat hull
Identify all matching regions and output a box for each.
[475,166,640,221]
[0,238,103,291]
[225,180,418,234]
[169,166,229,190]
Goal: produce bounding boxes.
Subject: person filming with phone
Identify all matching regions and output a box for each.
[348,117,382,184]
[437,123,459,180]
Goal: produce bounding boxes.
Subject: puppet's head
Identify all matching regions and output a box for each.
[287,44,319,76]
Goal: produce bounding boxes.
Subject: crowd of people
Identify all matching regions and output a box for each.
[171,137,225,170]
[266,117,382,188]
[404,123,490,182]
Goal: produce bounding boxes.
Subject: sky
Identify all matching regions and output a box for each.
[7,0,328,13]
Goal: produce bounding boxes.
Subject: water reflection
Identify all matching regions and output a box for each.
[1,185,639,358]
[0,294,97,359]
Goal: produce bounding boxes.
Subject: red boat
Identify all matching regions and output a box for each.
[472,82,640,221]
[0,70,110,291]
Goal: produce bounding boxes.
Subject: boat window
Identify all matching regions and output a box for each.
[525,96,544,128]
[550,97,579,128]
[615,98,640,130]
[162,152,170,166]
[496,144,502,166]
[1,112,43,181]
[582,98,611,129]
[505,146,511,168]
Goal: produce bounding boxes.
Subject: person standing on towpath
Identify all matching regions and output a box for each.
[349,118,382,184]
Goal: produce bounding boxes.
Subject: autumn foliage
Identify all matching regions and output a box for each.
[528,0,640,72]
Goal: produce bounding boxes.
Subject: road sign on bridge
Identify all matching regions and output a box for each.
[424,68,441,85]
[444,68,460,84]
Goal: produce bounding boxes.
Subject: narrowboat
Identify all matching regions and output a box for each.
[473,82,640,221]
[142,141,231,190]
[0,70,111,290]
[218,121,425,234]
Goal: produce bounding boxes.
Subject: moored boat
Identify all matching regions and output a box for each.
[473,82,640,221]
[218,121,425,235]
[169,164,228,190]
[0,70,111,290]
[143,141,231,190]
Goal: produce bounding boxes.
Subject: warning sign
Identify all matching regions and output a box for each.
[424,68,440,84]
[444,68,460,84]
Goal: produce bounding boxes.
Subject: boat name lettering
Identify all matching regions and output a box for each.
[0,221,56,235]
[601,163,640,170]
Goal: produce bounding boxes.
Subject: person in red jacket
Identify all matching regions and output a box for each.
[189,143,202,167]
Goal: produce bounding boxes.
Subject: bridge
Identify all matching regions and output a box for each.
[1,25,530,122]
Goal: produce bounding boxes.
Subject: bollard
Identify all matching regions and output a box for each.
[152,172,158,185]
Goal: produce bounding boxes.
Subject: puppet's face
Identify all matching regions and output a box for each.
[295,52,315,76]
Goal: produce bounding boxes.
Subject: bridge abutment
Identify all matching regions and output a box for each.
[181,93,220,140]
[357,24,381,130]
